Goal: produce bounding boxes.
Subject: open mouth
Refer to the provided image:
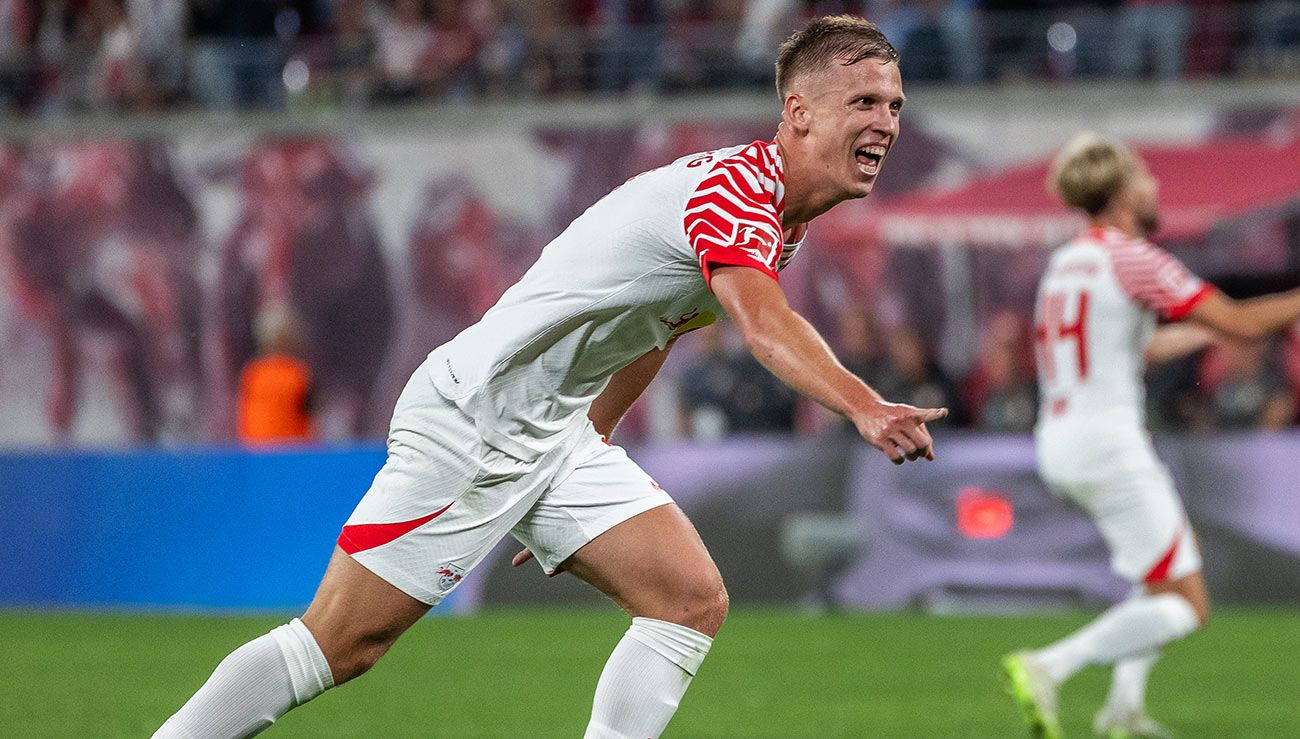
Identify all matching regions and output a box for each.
[855,145,886,176]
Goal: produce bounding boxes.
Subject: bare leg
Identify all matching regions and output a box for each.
[155,548,429,737]
[301,548,432,684]
[1147,570,1209,625]
[563,504,727,738]
[564,503,728,636]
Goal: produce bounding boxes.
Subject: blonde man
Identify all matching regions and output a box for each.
[1004,134,1300,738]
[156,16,946,739]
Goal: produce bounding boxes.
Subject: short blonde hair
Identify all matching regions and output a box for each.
[1049,133,1139,216]
[775,15,898,98]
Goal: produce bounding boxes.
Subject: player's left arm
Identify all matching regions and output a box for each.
[513,343,675,574]
[1144,323,1218,365]
[587,340,675,442]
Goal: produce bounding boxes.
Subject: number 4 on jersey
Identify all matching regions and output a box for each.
[1035,290,1090,381]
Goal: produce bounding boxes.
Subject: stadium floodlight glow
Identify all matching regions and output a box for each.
[1046,23,1078,54]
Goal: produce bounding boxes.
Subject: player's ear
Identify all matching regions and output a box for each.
[783,92,811,134]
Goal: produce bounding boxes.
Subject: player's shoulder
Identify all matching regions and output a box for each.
[712,140,780,178]
[1086,226,1162,255]
[1067,227,1176,270]
[684,140,784,207]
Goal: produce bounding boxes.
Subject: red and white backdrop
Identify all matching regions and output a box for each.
[2,104,1298,447]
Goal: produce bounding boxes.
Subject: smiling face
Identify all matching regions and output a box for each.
[784,57,904,204]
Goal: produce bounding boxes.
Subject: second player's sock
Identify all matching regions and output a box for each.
[1032,593,1197,685]
[1103,649,1159,715]
[585,617,713,739]
[154,618,334,738]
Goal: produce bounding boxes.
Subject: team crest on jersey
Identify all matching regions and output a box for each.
[660,309,716,337]
[433,563,465,592]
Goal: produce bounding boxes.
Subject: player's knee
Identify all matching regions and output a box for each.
[1170,582,1209,627]
[329,635,394,685]
[675,575,728,637]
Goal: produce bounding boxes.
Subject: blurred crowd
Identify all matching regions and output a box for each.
[676,302,1300,440]
[0,130,1296,446]
[1,0,1299,115]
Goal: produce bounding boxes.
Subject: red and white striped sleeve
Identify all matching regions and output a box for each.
[1109,239,1215,320]
[683,146,784,288]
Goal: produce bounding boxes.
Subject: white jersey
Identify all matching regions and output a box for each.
[1033,226,1212,447]
[426,141,805,462]
[1033,226,1210,584]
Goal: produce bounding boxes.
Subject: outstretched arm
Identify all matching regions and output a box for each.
[710,265,947,463]
[587,341,675,442]
[1186,289,1300,341]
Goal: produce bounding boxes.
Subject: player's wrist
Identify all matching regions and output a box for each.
[846,393,893,429]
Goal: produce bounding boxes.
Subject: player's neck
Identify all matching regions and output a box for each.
[1091,211,1140,240]
[774,130,843,227]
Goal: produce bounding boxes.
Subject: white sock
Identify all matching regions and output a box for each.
[585,617,713,739]
[154,618,335,738]
[1104,649,1160,715]
[1032,593,1197,685]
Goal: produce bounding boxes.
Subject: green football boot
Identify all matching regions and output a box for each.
[1002,651,1063,739]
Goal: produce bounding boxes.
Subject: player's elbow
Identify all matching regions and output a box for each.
[736,320,782,367]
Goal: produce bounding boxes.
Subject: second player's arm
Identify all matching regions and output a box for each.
[710,265,947,463]
[1144,323,1217,365]
[1186,288,1300,341]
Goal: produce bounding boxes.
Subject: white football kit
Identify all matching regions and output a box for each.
[339,141,806,604]
[1033,226,1213,584]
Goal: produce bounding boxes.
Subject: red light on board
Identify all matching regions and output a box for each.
[956,487,1014,539]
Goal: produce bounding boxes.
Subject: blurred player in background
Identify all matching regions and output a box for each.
[1004,134,1300,739]
[155,16,946,739]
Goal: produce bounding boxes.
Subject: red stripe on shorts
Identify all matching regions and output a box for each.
[1143,529,1181,584]
[337,501,455,555]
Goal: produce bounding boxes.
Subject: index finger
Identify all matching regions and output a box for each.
[911,407,948,423]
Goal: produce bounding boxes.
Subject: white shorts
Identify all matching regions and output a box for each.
[1037,425,1201,584]
[338,365,673,605]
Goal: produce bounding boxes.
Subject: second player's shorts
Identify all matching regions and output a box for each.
[1037,421,1202,585]
[337,362,673,605]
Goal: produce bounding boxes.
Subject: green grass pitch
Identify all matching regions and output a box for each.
[4,608,1297,737]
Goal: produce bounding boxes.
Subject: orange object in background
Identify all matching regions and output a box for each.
[956,486,1015,539]
[237,353,314,445]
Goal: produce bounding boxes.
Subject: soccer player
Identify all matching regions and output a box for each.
[1004,134,1300,739]
[155,16,947,739]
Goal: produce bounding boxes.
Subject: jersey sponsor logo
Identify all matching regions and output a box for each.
[433,562,466,592]
[659,308,716,337]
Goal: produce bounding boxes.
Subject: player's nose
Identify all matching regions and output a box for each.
[871,108,898,137]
